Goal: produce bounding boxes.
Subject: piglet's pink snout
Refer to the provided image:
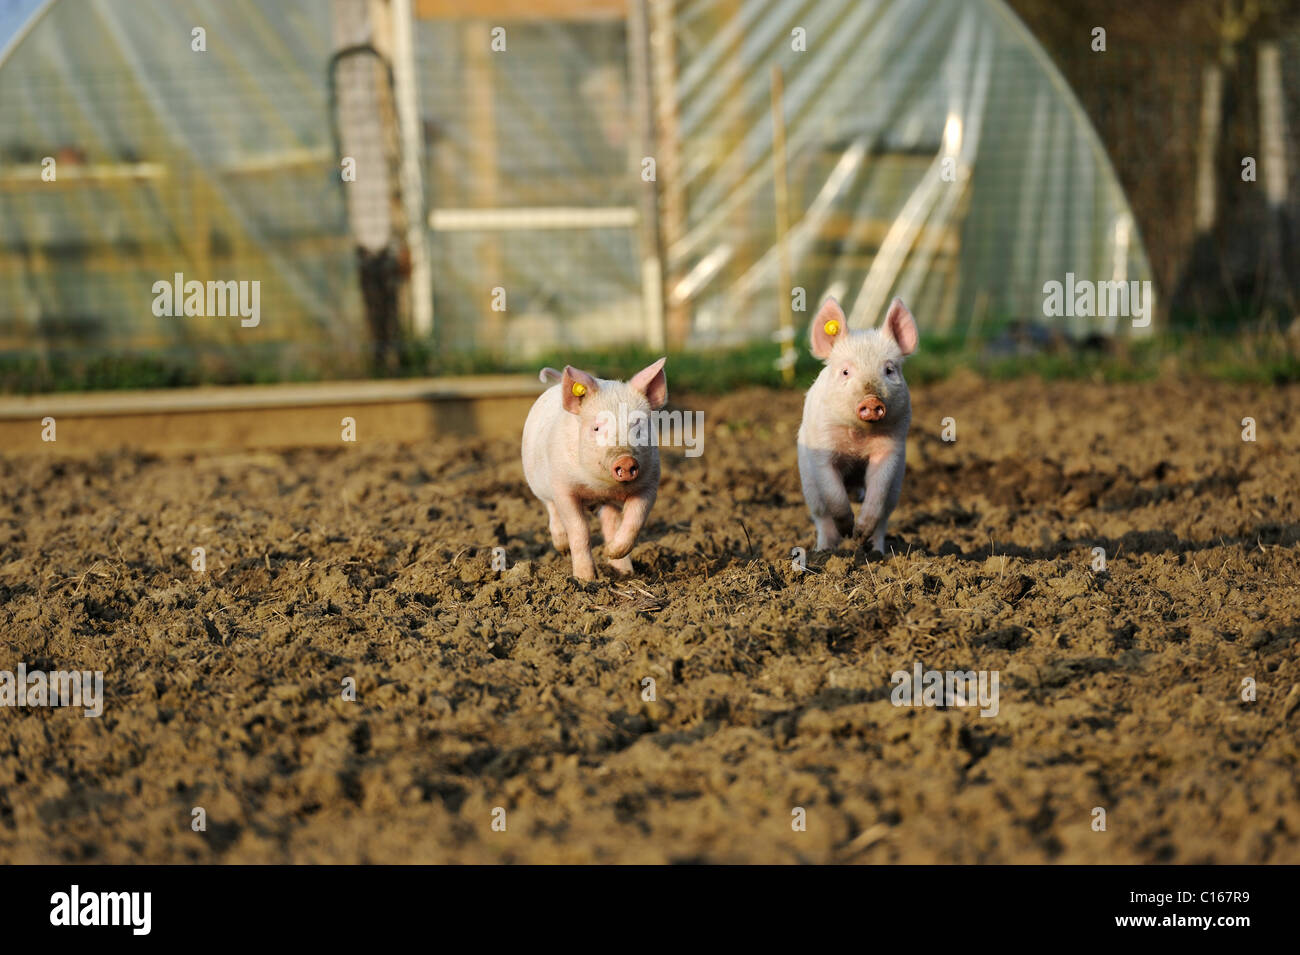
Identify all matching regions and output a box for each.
[856,396,886,422]
[612,455,640,482]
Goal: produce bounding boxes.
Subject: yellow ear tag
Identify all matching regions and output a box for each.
[823,319,840,336]
[571,382,587,397]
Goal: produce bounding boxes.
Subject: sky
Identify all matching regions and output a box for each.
[0,0,44,60]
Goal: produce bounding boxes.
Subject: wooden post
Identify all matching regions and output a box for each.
[1258,42,1295,310]
[647,0,688,348]
[1194,63,1222,236]
[1258,44,1289,212]
[771,66,795,385]
[627,0,666,351]
[464,19,504,348]
[720,0,751,327]
[390,0,434,337]
[332,0,407,368]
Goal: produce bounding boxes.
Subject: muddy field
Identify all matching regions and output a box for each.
[1,374,1298,863]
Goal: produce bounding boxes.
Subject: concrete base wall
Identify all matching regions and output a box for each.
[0,376,545,454]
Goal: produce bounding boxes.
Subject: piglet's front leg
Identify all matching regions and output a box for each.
[799,447,854,551]
[853,444,905,554]
[604,491,654,562]
[599,505,632,575]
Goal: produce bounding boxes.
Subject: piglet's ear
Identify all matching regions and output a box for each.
[810,297,846,360]
[883,298,918,355]
[629,357,668,410]
[561,365,599,414]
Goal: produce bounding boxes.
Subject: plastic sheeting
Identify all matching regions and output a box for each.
[659,0,1154,344]
[414,0,1153,352]
[0,0,1154,368]
[0,0,361,358]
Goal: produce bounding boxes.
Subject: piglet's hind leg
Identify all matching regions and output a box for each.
[553,493,596,580]
[546,501,569,553]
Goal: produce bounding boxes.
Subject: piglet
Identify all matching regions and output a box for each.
[797,297,918,552]
[522,359,667,580]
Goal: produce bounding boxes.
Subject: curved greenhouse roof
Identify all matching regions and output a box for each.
[0,0,1154,375]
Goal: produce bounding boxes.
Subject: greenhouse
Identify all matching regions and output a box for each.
[0,0,1155,375]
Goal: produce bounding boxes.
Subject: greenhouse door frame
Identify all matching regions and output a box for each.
[415,0,667,351]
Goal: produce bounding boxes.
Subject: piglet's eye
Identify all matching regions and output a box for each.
[841,367,849,376]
